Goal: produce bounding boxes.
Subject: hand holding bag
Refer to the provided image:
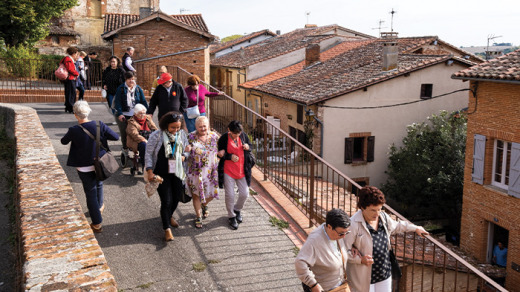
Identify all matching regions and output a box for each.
[186,86,201,119]
[79,122,119,181]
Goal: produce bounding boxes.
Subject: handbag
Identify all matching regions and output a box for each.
[55,61,69,81]
[186,87,201,119]
[383,213,402,279]
[179,183,192,203]
[79,122,119,181]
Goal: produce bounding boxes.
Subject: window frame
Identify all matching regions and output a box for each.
[420,83,433,99]
[491,139,512,190]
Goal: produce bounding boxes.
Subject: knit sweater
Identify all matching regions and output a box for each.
[102,66,126,95]
[295,224,348,291]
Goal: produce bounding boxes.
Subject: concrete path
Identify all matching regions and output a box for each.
[29,102,302,291]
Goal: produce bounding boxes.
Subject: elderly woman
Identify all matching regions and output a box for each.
[344,186,429,292]
[114,71,148,151]
[126,103,157,174]
[61,101,119,233]
[186,116,220,228]
[61,47,80,113]
[217,120,253,230]
[183,75,223,132]
[295,208,351,292]
[145,112,191,241]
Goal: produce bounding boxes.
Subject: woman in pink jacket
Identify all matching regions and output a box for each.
[183,75,223,133]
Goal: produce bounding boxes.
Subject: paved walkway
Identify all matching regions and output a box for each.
[30,102,304,291]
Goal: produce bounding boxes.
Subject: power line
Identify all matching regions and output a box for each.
[319,88,471,110]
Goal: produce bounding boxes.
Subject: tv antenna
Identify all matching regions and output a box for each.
[305,11,311,24]
[389,8,397,32]
[372,20,387,35]
[486,34,502,60]
[180,8,190,14]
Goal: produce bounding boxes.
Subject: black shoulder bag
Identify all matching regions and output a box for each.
[79,122,119,181]
[383,213,402,280]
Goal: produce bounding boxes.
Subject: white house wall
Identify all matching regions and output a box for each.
[321,62,470,187]
[215,35,275,58]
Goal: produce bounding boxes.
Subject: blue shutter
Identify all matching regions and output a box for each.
[472,134,486,184]
[508,142,520,198]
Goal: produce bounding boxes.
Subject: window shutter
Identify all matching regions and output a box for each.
[367,136,375,162]
[345,138,353,164]
[472,134,486,184]
[508,142,520,198]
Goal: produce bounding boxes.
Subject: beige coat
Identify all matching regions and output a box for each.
[344,210,420,292]
[126,116,157,152]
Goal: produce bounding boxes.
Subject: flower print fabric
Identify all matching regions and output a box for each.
[186,131,220,203]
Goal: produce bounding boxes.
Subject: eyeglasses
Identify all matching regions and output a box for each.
[334,228,351,237]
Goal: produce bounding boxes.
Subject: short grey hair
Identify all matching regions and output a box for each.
[195,115,209,127]
[73,100,91,119]
[134,104,147,115]
[127,47,134,52]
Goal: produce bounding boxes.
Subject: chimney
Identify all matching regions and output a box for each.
[305,44,320,67]
[382,39,398,71]
[139,7,152,19]
[305,24,318,28]
[276,30,281,35]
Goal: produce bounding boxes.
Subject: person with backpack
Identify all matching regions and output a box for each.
[60,47,80,113]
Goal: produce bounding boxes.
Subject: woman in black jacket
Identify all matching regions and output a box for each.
[61,100,119,233]
[102,56,125,114]
[217,120,253,230]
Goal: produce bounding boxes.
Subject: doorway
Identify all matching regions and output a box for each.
[487,222,509,265]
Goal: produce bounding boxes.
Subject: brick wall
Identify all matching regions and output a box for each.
[460,81,520,290]
[0,104,117,291]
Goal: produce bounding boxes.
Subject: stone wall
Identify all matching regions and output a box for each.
[0,103,117,291]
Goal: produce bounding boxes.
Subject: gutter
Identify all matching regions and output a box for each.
[134,46,208,63]
[451,76,520,85]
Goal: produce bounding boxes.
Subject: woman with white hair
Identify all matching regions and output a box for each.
[126,103,157,174]
[61,100,119,233]
[186,116,220,228]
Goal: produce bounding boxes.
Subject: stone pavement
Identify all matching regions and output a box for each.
[29,102,304,291]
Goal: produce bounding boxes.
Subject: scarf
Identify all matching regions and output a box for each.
[162,131,185,180]
[125,83,136,109]
[135,116,150,131]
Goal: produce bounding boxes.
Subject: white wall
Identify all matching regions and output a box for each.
[215,35,274,58]
[321,62,470,187]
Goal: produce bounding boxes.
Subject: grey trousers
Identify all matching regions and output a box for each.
[224,173,249,218]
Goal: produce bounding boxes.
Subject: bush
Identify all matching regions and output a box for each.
[0,46,42,78]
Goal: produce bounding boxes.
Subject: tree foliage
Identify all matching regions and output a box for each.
[221,34,243,43]
[0,0,77,47]
[382,111,467,232]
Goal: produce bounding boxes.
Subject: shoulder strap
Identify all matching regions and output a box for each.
[78,122,108,153]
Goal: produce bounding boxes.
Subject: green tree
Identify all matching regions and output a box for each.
[221,34,243,43]
[382,110,467,234]
[0,0,77,47]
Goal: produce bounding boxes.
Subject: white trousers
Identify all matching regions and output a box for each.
[369,276,392,292]
[224,173,249,218]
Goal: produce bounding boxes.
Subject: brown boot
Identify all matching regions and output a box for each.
[164,228,174,241]
[90,223,102,233]
[170,217,179,228]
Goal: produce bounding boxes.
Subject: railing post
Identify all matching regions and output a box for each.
[263,121,268,181]
[309,155,315,228]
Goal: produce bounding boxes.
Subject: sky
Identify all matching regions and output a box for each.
[160,0,519,48]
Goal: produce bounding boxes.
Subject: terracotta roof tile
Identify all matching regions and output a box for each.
[452,49,520,82]
[250,38,475,105]
[210,29,277,54]
[211,25,371,68]
[104,13,209,34]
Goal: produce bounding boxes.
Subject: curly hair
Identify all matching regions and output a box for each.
[357,186,386,209]
[159,111,184,131]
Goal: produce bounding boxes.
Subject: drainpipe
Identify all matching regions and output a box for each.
[315,115,323,157]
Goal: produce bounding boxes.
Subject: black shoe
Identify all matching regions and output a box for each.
[229,217,238,230]
[234,210,243,223]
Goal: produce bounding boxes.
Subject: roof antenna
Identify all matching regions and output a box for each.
[305,11,311,24]
[372,20,387,35]
[180,8,189,14]
[389,8,397,32]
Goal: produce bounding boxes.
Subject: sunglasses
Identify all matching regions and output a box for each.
[334,228,351,237]
[171,113,183,120]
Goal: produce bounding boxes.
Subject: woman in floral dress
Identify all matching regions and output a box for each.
[186,116,220,228]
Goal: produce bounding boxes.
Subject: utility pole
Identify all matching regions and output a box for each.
[486,34,502,60]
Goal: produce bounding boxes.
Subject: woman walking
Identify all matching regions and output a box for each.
[183,75,223,132]
[61,47,79,113]
[61,101,119,232]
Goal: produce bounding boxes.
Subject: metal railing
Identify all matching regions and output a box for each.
[2,60,508,291]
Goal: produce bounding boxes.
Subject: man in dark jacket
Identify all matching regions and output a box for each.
[147,73,188,120]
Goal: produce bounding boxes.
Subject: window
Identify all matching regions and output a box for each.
[350,178,368,196]
[492,139,512,189]
[344,134,374,164]
[297,104,304,125]
[51,36,59,45]
[420,84,433,99]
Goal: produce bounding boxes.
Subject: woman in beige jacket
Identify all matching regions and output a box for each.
[126,103,157,174]
[344,186,429,292]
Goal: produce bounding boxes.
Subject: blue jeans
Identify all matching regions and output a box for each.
[77,171,103,225]
[138,141,146,167]
[77,82,85,100]
[107,93,116,114]
[184,112,206,133]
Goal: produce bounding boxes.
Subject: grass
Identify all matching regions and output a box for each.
[249,188,258,195]
[135,282,154,289]
[208,259,221,264]
[192,262,207,272]
[292,246,300,257]
[269,216,289,230]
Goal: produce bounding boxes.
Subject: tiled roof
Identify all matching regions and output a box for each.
[104,13,209,34]
[211,25,366,68]
[49,26,79,36]
[210,29,277,54]
[452,49,520,82]
[247,38,476,105]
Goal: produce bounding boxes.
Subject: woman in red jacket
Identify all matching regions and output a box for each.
[61,47,80,113]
